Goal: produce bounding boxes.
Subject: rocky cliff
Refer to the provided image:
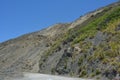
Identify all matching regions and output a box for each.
[0,2,120,80]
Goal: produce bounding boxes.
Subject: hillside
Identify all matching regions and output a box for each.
[0,1,120,80]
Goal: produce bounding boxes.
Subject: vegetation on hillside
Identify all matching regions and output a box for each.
[39,3,120,80]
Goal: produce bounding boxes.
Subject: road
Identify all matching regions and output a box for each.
[9,73,93,80]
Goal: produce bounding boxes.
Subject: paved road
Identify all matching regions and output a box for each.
[10,73,93,80]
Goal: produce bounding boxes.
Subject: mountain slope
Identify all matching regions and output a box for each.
[0,1,120,80]
[39,2,120,79]
[0,23,71,78]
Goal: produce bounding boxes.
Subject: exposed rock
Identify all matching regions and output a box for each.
[0,1,120,80]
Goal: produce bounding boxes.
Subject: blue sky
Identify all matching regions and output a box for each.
[0,0,118,42]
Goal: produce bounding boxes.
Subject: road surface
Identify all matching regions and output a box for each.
[8,73,93,80]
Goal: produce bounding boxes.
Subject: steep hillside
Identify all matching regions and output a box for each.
[0,1,120,80]
[39,2,120,80]
[0,23,71,79]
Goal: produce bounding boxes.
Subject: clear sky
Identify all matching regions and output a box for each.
[0,0,118,42]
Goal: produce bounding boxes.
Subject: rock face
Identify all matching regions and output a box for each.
[0,1,120,80]
[0,23,71,79]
